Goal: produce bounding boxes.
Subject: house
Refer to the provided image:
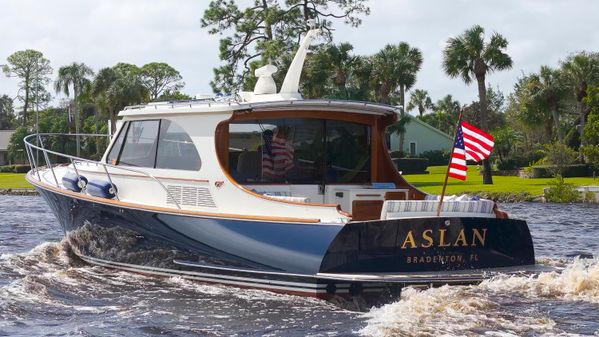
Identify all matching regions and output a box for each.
[388,117,453,156]
[0,130,15,165]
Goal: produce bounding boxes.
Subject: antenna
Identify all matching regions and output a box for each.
[279,22,321,95]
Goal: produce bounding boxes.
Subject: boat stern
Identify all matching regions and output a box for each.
[319,216,535,275]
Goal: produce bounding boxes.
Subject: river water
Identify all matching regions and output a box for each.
[1,196,599,336]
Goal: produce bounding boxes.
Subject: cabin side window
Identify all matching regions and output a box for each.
[118,120,160,167]
[155,120,202,170]
[106,122,129,165]
[109,119,201,170]
[228,118,370,184]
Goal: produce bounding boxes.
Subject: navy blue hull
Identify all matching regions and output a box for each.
[36,185,536,299]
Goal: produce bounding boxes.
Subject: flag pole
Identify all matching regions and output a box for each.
[436,111,463,217]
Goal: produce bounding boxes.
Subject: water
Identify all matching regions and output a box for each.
[1,196,599,336]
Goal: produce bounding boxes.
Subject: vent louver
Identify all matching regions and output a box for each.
[166,185,216,208]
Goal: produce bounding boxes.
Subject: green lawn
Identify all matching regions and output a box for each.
[2,167,598,196]
[0,173,33,189]
[403,166,599,196]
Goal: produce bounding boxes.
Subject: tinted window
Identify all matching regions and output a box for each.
[106,122,128,164]
[228,119,369,184]
[229,119,323,184]
[119,120,160,167]
[156,120,201,170]
[326,121,370,183]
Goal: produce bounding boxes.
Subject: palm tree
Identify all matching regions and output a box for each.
[527,66,568,142]
[387,113,412,154]
[435,95,461,119]
[91,66,147,132]
[372,43,422,152]
[407,89,434,117]
[442,25,513,184]
[371,43,423,105]
[561,52,599,146]
[54,62,94,157]
[326,43,357,98]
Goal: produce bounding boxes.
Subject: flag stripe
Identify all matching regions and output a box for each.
[463,134,492,153]
[463,138,490,157]
[447,120,495,182]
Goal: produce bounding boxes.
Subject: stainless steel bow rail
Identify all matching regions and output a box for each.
[23,133,182,210]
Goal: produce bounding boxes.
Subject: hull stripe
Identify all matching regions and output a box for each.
[79,255,326,291]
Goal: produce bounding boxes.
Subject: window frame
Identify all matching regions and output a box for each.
[154,119,202,171]
[227,117,372,185]
[409,141,417,157]
[113,119,161,168]
[106,121,129,165]
[107,118,201,171]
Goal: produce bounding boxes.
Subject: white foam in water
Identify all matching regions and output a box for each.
[360,285,557,336]
[361,258,599,336]
[481,257,599,303]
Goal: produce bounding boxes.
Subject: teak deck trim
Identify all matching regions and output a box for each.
[27,174,323,224]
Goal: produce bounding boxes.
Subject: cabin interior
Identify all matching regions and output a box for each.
[216,109,426,220]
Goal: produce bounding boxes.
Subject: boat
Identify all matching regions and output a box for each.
[24,26,537,305]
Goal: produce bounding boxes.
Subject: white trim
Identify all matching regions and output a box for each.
[79,255,326,293]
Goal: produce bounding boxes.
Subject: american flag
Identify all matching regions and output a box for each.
[448,121,495,181]
[262,130,294,180]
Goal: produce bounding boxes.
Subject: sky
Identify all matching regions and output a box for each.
[1,0,598,113]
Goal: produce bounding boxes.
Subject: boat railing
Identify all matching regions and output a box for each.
[23,133,182,209]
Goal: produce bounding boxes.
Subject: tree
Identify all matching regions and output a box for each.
[561,52,599,147]
[2,49,53,125]
[371,43,422,152]
[201,0,370,92]
[526,66,569,142]
[371,43,422,106]
[0,95,15,129]
[435,95,461,118]
[326,42,357,97]
[407,89,433,117]
[157,90,192,101]
[462,86,507,132]
[443,25,513,184]
[90,65,147,131]
[387,113,412,154]
[55,62,95,156]
[140,62,185,100]
[7,126,29,163]
[580,86,599,170]
[300,42,358,99]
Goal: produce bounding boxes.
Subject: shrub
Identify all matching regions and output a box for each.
[544,175,580,203]
[0,165,14,173]
[389,151,405,159]
[496,158,518,170]
[419,150,450,166]
[393,158,429,174]
[544,143,578,176]
[530,164,591,178]
[13,165,30,173]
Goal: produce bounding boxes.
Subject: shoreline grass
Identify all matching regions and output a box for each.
[2,167,599,199]
[403,165,598,197]
[0,173,33,189]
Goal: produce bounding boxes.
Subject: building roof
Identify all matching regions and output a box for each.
[0,130,15,151]
[408,117,453,142]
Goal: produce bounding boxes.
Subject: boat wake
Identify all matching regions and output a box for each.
[4,240,599,336]
[361,257,599,336]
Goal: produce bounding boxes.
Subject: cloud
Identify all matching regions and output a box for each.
[1,0,598,109]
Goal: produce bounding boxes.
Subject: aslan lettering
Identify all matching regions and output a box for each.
[401,228,487,249]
